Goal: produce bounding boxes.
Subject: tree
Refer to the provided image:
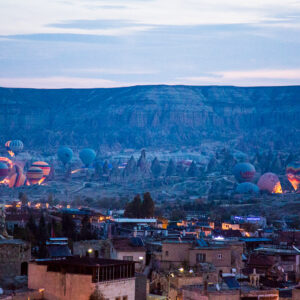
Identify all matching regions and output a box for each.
[18,192,28,206]
[141,192,155,218]
[80,215,95,240]
[124,194,142,218]
[62,213,77,240]
[37,215,49,258]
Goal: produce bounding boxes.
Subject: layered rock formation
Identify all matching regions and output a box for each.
[0,85,299,151]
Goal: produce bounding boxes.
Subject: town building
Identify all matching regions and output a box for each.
[28,256,136,300]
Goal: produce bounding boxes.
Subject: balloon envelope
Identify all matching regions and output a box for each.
[233,163,256,183]
[79,148,96,167]
[257,172,282,194]
[9,165,26,188]
[236,182,259,194]
[57,147,73,165]
[27,167,43,184]
[286,161,300,191]
[9,140,24,152]
[0,162,9,181]
[32,161,51,176]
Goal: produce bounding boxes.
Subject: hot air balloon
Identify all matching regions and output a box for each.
[7,140,24,155]
[5,141,11,150]
[0,157,13,169]
[257,172,282,194]
[0,162,9,181]
[57,147,73,166]
[286,161,300,191]
[233,163,256,183]
[32,161,51,177]
[79,148,96,167]
[27,167,43,185]
[236,182,259,194]
[9,164,26,188]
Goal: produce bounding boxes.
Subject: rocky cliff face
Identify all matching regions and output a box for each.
[0,85,299,151]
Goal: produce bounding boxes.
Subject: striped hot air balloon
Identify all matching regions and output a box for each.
[9,165,26,188]
[5,140,11,150]
[27,167,43,185]
[0,162,9,181]
[286,161,300,191]
[9,140,23,153]
[0,157,13,169]
[32,161,51,177]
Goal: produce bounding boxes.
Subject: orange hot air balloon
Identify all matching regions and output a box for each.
[9,165,26,188]
[286,161,300,191]
[27,167,43,185]
[32,161,51,177]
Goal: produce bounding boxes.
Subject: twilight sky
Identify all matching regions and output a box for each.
[1,0,300,88]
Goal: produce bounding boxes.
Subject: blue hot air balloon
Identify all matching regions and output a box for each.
[6,140,23,155]
[0,162,9,181]
[233,163,256,183]
[79,148,96,167]
[236,182,259,194]
[57,147,73,166]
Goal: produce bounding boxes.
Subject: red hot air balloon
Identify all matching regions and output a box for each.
[32,161,51,177]
[27,167,44,185]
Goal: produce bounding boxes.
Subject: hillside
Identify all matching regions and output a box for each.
[0,85,299,152]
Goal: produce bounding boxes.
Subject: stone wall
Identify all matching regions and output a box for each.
[0,240,31,280]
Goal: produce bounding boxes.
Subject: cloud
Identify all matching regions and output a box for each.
[62,68,158,75]
[0,77,125,89]
[1,0,300,36]
[179,69,300,86]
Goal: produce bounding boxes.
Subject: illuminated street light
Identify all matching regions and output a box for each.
[88,248,93,253]
[178,267,184,273]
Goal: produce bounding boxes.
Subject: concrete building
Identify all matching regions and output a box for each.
[111,237,146,271]
[0,239,31,280]
[73,239,111,259]
[160,239,243,274]
[28,256,136,300]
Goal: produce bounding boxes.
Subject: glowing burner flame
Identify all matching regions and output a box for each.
[8,150,15,157]
[38,177,46,185]
[272,181,283,194]
[0,178,9,185]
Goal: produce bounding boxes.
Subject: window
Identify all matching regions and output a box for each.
[217,253,223,260]
[165,251,169,257]
[196,253,206,263]
[123,256,133,261]
[123,297,128,300]
[115,297,121,300]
